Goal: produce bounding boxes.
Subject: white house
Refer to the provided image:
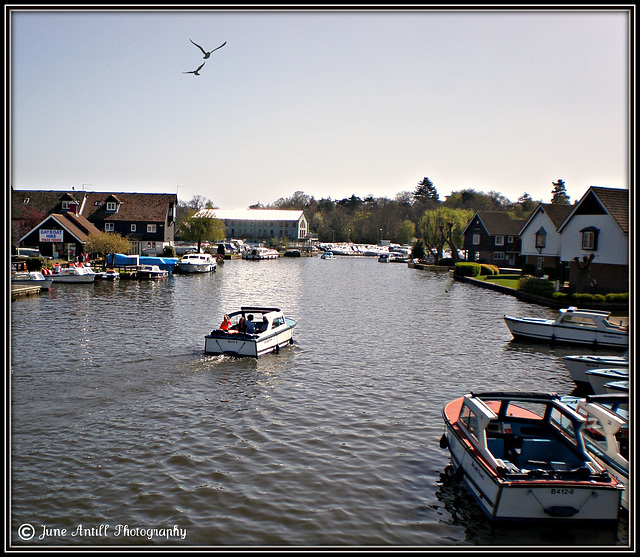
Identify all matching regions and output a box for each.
[196,208,309,242]
[557,186,629,293]
[519,203,573,273]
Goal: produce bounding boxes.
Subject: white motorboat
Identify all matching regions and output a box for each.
[100,269,120,280]
[378,252,395,263]
[243,247,280,260]
[136,264,169,279]
[562,394,629,510]
[441,391,623,522]
[204,306,297,357]
[11,271,54,290]
[503,307,628,348]
[177,252,217,273]
[585,368,629,395]
[563,352,629,388]
[50,265,97,283]
[320,251,336,259]
[604,380,629,395]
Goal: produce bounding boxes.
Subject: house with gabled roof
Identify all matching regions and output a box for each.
[18,211,103,260]
[12,188,177,256]
[462,211,526,267]
[557,186,629,293]
[518,203,574,275]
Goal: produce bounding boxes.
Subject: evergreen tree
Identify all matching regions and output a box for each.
[413,177,439,205]
[551,179,571,205]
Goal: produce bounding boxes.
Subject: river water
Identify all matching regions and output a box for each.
[9,256,629,548]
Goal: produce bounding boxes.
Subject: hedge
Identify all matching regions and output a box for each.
[454,262,482,277]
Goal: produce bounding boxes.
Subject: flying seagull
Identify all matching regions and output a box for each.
[183,62,206,75]
[190,39,227,59]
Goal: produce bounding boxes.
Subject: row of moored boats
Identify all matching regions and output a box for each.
[440,305,629,524]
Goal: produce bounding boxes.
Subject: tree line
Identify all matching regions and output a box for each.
[176,178,572,251]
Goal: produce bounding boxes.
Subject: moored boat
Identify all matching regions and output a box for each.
[177,252,216,273]
[441,391,623,522]
[503,307,628,348]
[11,271,54,290]
[562,394,629,510]
[563,352,629,388]
[50,264,97,283]
[136,264,169,279]
[603,380,629,395]
[204,306,297,357]
[320,251,336,259]
[243,247,280,260]
[585,368,629,395]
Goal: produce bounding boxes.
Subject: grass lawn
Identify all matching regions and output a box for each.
[483,274,521,289]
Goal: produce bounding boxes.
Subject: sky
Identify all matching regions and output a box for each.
[9,7,631,209]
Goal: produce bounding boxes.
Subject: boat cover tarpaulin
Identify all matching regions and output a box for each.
[107,253,178,272]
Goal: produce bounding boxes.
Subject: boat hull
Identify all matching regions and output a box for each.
[50,274,96,283]
[504,316,628,348]
[204,318,296,357]
[563,354,629,386]
[177,263,216,273]
[443,423,621,522]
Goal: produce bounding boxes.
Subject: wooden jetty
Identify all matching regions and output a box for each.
[11,284,42,300]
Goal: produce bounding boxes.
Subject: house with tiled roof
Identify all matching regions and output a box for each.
[12,188,177,256]
[518,203,574,275]
[18,211,103,260]
[557,186,629,293]
[462,211,526,267]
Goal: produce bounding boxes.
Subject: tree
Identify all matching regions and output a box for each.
[551,179,571,205]
[180,215,226,252]
[86,231,131,265]
[397,220,416,245]
[413,177,439,205]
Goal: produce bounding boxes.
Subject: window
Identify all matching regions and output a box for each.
[61,201,71,210]
[535,227,547,250]
[472,233,481,245]
[106,202,117,212]
[494,252,505,260]
[147,224,157,233]
[581,227,599,250]
[23,198,30,204]
[105,223,114,232]
[131,224,137,232]
[494,236,505,246]
[537,257,544,270]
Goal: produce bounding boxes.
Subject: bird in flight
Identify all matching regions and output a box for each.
[190,39,227,59]
[183,62,206,75]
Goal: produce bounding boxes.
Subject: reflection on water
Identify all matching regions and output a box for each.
[10,257,629,547]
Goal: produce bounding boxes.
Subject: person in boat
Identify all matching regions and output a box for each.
[220,314,232,331]
[256,315,269,332]
[236,316,246,333]
[245,314,255,334]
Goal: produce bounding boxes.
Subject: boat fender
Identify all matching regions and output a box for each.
[439,434,448,449]
[544,506,578,518]
[453,467,464,481]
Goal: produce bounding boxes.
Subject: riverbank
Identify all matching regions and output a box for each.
[408,262,628,312]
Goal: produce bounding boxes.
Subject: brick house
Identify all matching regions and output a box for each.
[557,186,629,293]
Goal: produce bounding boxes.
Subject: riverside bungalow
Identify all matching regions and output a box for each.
[557,186,629,294]
[18,211,103,261]
[195,208,309,243]
[462,211,525,267]
[518,203,573,276]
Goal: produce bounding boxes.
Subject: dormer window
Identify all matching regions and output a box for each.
[535,227,547,250]
[581,226,599,250]
[23,198,30,204]
[61,201,71,210]
[106,202,117,212]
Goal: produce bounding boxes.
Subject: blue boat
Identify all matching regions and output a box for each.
[107,253,178,273]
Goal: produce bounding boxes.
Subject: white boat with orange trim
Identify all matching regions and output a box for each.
[440,391,623,522]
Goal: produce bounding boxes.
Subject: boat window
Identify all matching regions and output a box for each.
[504,401,546,421]
[561,314,597,328]
[549,408,577,444]
[459,404,481,442]
[273,317,284,327]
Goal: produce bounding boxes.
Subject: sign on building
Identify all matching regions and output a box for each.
[39,229,64,242]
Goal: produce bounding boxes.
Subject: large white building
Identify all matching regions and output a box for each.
[196,208,309,242]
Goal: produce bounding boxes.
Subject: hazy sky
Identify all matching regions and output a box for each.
[9,7,630,209]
